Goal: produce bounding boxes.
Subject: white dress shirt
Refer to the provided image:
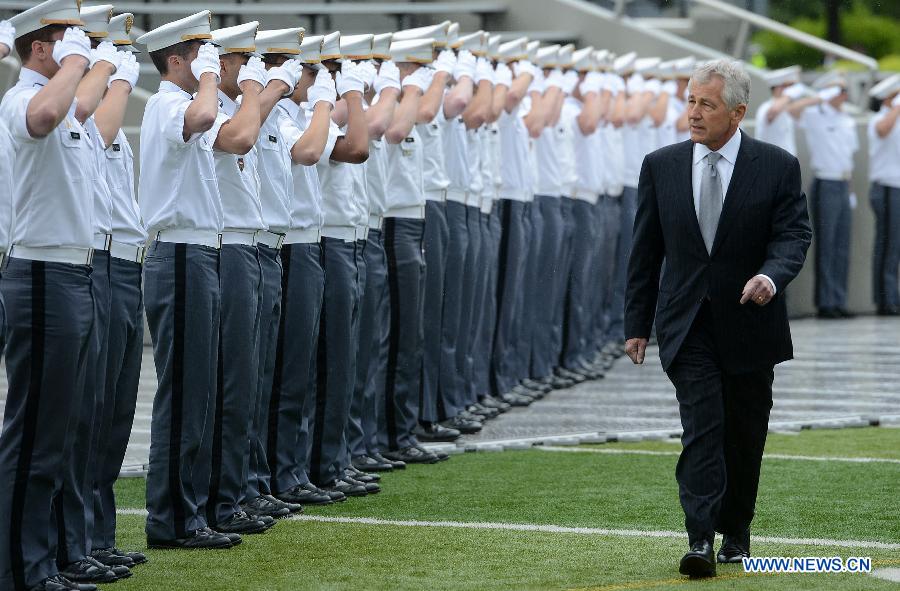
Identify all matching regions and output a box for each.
[755,98,798,156]
[277,100,326,233]
[85,117,113,244]
[692,129,776,293]
[442,114,471,200]
[798,103,857,181]
[255,106,295,235]
[385,126,426,218]
[497,107,532,201]
[102,129,148,249]
[0,121,14,252]
[417,103,450,195]
[868,106,900,189]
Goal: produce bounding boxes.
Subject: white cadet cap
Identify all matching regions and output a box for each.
[654,59,676,79]
[488,34,502,61]
[299,34,324,64]
[256,27,305,57]
[393,21,450,48]
[869,74,900,100]
[108,13,139,52]
[373,33,392,60]
[674,56,696,79]
[79,4,112,38]
[812,70,847,90]
[452,31,487,56]
[498,37,528,63]
[211,21,259,56]
[764,65,801,87]
[535,44,560,69]
[525,40,540,63]
[389,38,434,64]
[613,51,637,74]
[10,0,83,39]
[320,31,342,61]
[633,56,661,75]
[571,46,595,72]
[446,22,459,48]
[594,49,610,70]
[137,10,213,53]
[558,44,575,69]
[341,34,374,60]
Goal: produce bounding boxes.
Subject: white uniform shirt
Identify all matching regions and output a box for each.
[385,126,425,217]
[366,137,389,217]
[534,120,563,197]
[657,99,681,149]
[478,123,496,211]
[317,118,365,231]
[559,98,580,197]
[0,121,14,251]
[798,103,858,181]
[213,92,265,234]
[868,106,900,188]
[600,122,626,197]
[621,122,644,189]
[139,81,223,237]
[442,114,470,198]
[278,99,328,231]
[0,68,94,249]
[490,121,502,199]
[673,97,690,143]
[348,160,368,230]
[573,119,604,202]
[417,103,450,195]
[102,129,147,248]
[85,117,113,242]
[467,127,483,198]
[755,98,797,156]
[255,106,294,234]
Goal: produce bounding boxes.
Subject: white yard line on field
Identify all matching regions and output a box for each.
[536,446,900,464]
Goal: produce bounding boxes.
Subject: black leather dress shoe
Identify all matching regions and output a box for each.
[89,547,133,567]
[417,445,450,462]
[277,482,337,505]
[344,473,381,494]
[148,528,235,549]
[88,556,131,580]
[479,394,511,412]
[521,379,551,393]
[29,574,96,591]
[382,446,440,464]
[243,494,293,519]
[265,493,303,514]
[548,375,575,389]
[836,308,855,318]
[441,415,482,434]
[511,384,544,399]
[817,308,842,319]
[555,367,586,383]
[323,477,369,497]
[346,465,381,483]
[352,454,395,472]
[371,451,406,470]
[679,540,716,578]
[212,511,269,535]
[59,559,119,584]
[414,422,461,442]
[466,402,499,419]
[500,392,532,407]
[99,547,146,566]
[717,529,751,563]
[200,527,242,546]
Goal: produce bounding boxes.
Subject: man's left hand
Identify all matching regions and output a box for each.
[740,275,775,306]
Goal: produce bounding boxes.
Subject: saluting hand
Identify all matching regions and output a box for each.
[0,20,15,59]
[625,337,648,365]
[740,275,775,306]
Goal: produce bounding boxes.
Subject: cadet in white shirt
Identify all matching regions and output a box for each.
[867,75,900,315]
[754,66,819,157]
[798,73,858,318]
[0,2,98,588]
[137,11,234,551]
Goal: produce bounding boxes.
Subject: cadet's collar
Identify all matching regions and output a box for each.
[20,67,50,87]
[218,89,238,115]
[159,80,194,99]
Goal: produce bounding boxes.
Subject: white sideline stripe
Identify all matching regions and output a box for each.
[537,446,900,464]
[113,510,900,550]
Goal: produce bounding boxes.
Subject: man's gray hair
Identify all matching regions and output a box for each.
[689,59,751,110]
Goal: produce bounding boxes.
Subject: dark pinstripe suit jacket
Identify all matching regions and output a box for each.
[624,134,812,374]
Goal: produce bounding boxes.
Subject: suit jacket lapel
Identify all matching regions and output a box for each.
[711,136,759,256]
[673,140,706,253]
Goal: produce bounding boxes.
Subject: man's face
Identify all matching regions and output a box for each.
[830,86,848,109]
[31,29,66,76]
[221,53,250,88]
[687,76,745,149]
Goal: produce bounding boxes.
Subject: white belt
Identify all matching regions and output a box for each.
[425,189,447,202]
[466,192,482,207]
[283,227,321,244]
[446,189,468,204]
[321,226,358,242]
[10,245,94,265]
[573,189,601,204]
[368,214,383,231]
[357,226,369,241]
[155,230,221,249]
[220,231,257,246]
[109,241,145,264]
[93,234,112,250]
[480,197,493,215]
[384,205,426,220]
[254,230,285,250]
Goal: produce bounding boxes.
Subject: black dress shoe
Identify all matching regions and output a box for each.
[521,379,551,393]
[344,473,381,494]
[111,547,147,566]
[417,445,449,462]
[200,527,242,546]
[878,305,900,316]
[555,367,586,383]
[440,415,482,434]
[346,465,380,483]
[479,394,511,412]
[264,493,303,514]
[817,308,842,319]
[322,477,369,497]
[413,422,461,442]
[212,511,269,535]
[86,556,131,580]
[382,446,440,464]
[548,375,575,389]
[717,529,751,563]
[499,392,532,407]
[836,308,855,318]
[352,454,394,472]
[29,575,96,591]
[243,494,293,519]
[371,451,406,470]
[466,402,499,418]
[59,559,119,584]
[148,527,234,549]
[679,540,716,578]
[89,547,134,568]
[276,483,337,505]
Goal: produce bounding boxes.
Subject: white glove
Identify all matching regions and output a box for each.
[643,78,662,96]
[402,66,433,93]
[374,60,401,94]
[108,51,139,90]
[608,74,626,95]
[495,63,513,87]
[307,68,337,108]
[579,71,603,95]
[783,82,811,100]
[527,69,545,94]
[266,58,303,96]
[545,68,565,90]
[0,20,15,54]
[513,60,537,79]
[626,73,645,95]
[434,50,456,75]
[237,56,267,90]
[474,57,495,84]
[355,61,378,90]
[661,80,678,96]
[191,43,221,83]
[453,49,477,81]
[893,93,900,108]
[561,70,579,94]
[89,41,121,71]
[817,85,842,102]
[336,61,366,96]
[52,27,91,67]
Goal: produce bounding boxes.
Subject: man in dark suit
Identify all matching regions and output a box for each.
[624,59,812,579]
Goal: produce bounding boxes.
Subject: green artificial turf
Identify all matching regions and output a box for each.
[109,427,900,590]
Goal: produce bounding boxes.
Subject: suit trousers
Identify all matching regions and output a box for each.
[437,201,468,419]
[0,260,94,590]
[516,201,539,384]
[421,200,451,423]
[665,303,774,545]
[309,238,363,486]
[490,200,528,396]
[53,252,108,567]
[348,229,389,458]
[810,179,851,310]
[551,198,578,366]
[458,205,484,408]
[92,256,143,550]
[562,199,598,369]
[531,195,564,378]
[144,242,220,541]
[379,218,426,451]
[595,195,622,348]
[474,208,501,397]
[245,245,282,500]
[608,185,638,342]
[267,242,324,494]
[870,182,900,309]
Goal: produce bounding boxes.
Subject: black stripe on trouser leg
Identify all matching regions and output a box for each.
[266,245,290,491]
[811,180,821,309]
[310,278,328,485]
[205,338,225,526]
[878,184,890,308]
[383,219,400,450]
[169,245,188,538]
[10,262,45,591]
[490,201,511,396]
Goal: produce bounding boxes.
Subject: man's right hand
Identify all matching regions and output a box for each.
[625,338,648,365]
[191,44,221,84]
[52,27,91,68]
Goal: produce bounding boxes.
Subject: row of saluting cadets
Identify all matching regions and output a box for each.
[1,0,900,589]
